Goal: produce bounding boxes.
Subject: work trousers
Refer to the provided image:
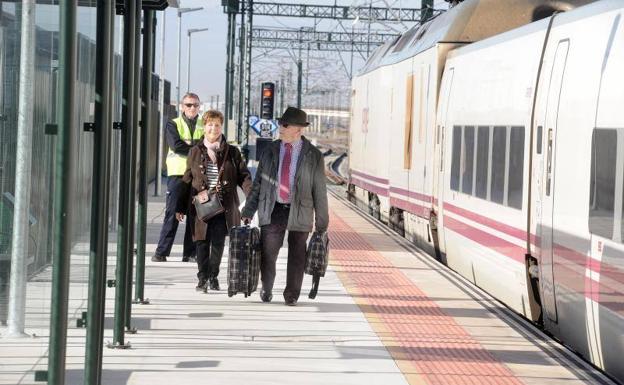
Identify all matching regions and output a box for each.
[260,203,309,302]
[196,213,227,281]
[155,176,195,257]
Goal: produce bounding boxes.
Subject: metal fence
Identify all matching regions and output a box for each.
[0,5,169,325]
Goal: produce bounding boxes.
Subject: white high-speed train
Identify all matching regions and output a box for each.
[348,0,624,382]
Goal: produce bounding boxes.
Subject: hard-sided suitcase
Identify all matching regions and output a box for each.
[304,231,329,299]
[227,225,261,297]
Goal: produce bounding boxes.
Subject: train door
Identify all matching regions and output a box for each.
[538,40,570,324]
[433,68,454,257]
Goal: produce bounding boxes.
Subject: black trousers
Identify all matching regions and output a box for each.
[155,176,195,257]
[260,203,309,301]
[196,213,227,281]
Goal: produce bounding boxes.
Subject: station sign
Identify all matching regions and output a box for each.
[249,114,278,138]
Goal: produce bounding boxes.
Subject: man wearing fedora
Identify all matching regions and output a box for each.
[242,106,329,306]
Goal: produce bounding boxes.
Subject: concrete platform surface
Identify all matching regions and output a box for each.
[0,183,618,385]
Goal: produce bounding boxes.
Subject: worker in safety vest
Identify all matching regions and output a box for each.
[152,93,204,262]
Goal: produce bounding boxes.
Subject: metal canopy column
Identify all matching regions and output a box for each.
[7,0,35,339]
[111,0,136,349]
[84,0,114,383]
[124,0,142,333]
[135,8,155,305]
[48,0,77,383]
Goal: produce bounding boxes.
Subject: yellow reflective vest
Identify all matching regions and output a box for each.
[166,116,204,176]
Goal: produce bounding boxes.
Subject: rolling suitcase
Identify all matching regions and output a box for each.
[304,231,329,299]
[227,225,261,297]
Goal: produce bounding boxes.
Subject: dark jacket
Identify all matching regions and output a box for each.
[178,137,253,241]
[166,114,202,156]
[241,136,329,232]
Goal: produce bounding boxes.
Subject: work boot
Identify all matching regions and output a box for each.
[151,254,167,262]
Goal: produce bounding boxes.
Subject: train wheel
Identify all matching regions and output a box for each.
[368,193,381,221]
[347,184,356,204]
[389,207,405,237]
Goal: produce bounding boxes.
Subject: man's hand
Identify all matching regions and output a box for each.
[241,217,251,225]
[175,213,185,222]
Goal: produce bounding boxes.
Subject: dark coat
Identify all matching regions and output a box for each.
[177,137,252,241]
[241,136,328,232]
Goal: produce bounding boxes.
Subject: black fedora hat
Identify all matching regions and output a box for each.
[278,106,309,127]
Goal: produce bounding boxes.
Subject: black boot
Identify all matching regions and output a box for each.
[196,278,207,292]
[209,278,220,291]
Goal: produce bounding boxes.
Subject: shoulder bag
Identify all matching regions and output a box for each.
[194,144,229,222]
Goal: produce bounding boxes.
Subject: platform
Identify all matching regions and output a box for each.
[0,185,617,385]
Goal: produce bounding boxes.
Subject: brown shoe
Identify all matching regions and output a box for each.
[285,298,297,306]
[151,254,167,262]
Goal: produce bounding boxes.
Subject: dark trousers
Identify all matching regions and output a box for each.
[196,213,227,281]
[155,176,195,257]
[260,203,309,301]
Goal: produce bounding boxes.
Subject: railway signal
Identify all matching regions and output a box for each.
[260,82,275,120]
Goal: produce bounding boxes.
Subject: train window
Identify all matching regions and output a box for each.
[536,126,543,154]
[508,127,525,209]
[450,126,462,191]
[475,126,490,199]
[491,126,507,204]
[589,128,617,239]
[462,126,475,194]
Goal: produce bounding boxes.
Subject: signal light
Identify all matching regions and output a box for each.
[260,82,275,120]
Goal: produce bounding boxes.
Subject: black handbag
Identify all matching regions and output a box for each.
[193,145,229,223]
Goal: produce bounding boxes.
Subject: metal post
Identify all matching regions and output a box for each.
[135,9,155,306]
[110,0,136,349]
[244,0,253,124]
[176,8,182,111]
[125,0,142,332]
[84,0,114,383]
[296,30,302,109]
[349,25,354,80]
[186,30,191,93]
[236,4,246,144]
[228,12,236,121]
[6,0,35,338]
[155,11,166,197]
[224,10,235,136]
[367,3,372,56]
[279,76,284,114]
[48,0,76,383]
[243,0,253,157]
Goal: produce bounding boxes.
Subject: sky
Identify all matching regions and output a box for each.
[3,0,449,108]
[155,0,451,106]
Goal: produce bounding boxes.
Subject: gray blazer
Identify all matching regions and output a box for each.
[242,136,329,232]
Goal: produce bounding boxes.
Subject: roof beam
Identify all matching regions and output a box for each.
[252,27,398,45]
[224,1,444,22]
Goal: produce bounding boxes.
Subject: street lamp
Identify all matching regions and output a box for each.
[187,27,209,94]
[176,7,203,108]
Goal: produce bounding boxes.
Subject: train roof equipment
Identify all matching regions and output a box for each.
[359,0,595,75]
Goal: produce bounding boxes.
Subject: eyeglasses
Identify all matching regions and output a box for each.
[184,103,199,108]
